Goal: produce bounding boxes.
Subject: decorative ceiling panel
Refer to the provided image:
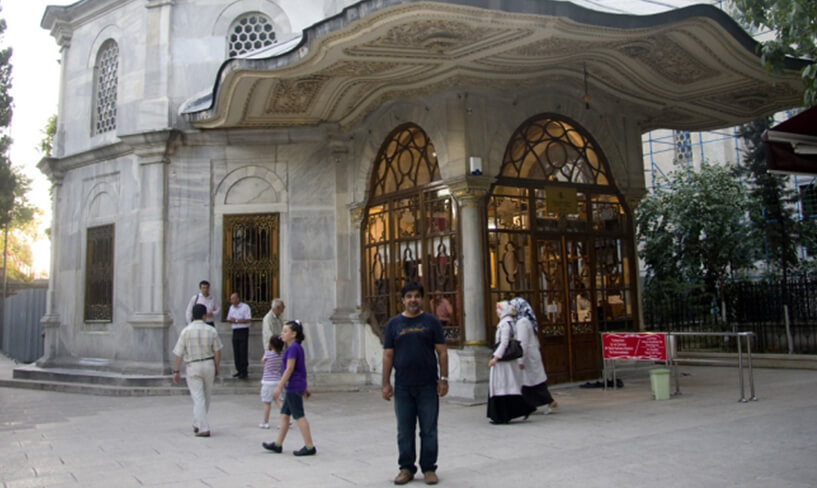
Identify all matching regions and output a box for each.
[180,0,808,132]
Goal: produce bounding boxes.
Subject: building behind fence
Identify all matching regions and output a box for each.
[642,277,817,354]
[1,280,47,363]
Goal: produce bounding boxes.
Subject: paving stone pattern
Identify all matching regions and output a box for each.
[1,358,816,488]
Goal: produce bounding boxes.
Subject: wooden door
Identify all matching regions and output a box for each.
[537,236,599,383]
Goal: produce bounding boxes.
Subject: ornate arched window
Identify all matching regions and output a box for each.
[227,13,276,57]
[92,39,118,135]
[362,124,462,344]
[488,115,637,382]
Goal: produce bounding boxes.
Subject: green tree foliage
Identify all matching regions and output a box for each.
[636,163,755,304]
[38,114,56,157]
[0,4,39,281]
[0,10,14,229]
[733,0,817,106]
[736,117,816,280]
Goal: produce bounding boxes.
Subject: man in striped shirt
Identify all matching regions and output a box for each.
[173,304,224,437]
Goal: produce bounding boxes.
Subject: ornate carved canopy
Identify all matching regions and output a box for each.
[180,0,809,131]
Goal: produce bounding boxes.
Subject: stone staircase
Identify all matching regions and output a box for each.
[2,362,260,396]
[0,357,372,396]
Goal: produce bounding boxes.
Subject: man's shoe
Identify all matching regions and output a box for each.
[262,441,282,453]
[192,426,199,433]
[423,471,439,485]
[194,431,210,437]
[232,372,241,378]
[394,469,414,485]
[293,446,317,456]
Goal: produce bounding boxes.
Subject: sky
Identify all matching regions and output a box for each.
[2,0,72,277]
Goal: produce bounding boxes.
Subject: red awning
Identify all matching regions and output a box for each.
[762,107,817,175]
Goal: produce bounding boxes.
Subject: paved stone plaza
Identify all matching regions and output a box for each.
[1,355,816,488]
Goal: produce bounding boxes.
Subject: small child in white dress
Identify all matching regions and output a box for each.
[259,335,285,428]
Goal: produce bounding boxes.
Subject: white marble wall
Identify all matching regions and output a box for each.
[41,0,648,391]
[48,0,356,157]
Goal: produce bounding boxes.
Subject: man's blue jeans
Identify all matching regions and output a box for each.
[394,383,439,474]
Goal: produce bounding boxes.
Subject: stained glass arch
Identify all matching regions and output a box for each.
[487,114,637,383]
[362,124,462,344]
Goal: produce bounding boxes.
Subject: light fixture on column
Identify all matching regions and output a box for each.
[469,156,482,175]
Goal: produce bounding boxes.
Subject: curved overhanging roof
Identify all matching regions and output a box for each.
[179,0,810,132]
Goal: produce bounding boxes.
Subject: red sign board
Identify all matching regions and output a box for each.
[602,333,667,361]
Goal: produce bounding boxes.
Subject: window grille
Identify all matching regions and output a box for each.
[673,130,692,165]
[223,213,280,319]
[228,13,276,57]
[92,40,118,135]
[362,124,462,344]
[801,184,817,220]
[85,224,114,322]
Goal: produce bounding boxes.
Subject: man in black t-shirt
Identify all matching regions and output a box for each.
[382,282,448,486]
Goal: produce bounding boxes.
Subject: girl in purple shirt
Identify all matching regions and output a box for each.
[262,320,316,456]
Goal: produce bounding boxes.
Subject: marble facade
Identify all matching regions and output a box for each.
[37,0,804,399]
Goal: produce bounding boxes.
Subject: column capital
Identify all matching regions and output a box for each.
[145,0,175,8]
[623,190,647,211]
[445,175,493,207]
[349,203,365,229]
[120,130,180,165]
[37,157,64,186]
[51,20,73,49]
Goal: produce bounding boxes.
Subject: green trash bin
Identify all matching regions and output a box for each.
[649,368,671,400]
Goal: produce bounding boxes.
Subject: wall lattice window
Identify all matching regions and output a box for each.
[85,224,114,322]
[223,213,279,319]
[673,130,692,165]
[362,124,462,344]
[92,40,118,135]
[228,13,276,57]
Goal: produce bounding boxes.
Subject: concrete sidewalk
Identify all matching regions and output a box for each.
[1,354,816,488]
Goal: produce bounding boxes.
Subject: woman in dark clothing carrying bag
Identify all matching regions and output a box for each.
[511,297,558,414]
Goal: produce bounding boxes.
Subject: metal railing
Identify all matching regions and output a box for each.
[667,331,757,403]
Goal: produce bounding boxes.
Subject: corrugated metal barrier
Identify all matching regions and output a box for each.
[2,286,46,363]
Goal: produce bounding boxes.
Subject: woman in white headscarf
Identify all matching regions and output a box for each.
[487,300,535,424]
[511,297,558,414]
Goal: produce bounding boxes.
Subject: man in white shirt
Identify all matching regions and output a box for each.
[227,292,252,379]
[172,304,223,437]
[185,280,221,326]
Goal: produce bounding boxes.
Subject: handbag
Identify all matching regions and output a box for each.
[492,323,523,361]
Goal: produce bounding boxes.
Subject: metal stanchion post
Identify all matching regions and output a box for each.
[737,333,746,403]
[670,334,681,395]
[746,333,757,401]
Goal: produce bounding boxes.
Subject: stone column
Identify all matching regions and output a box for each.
[122,131,177,373]
[36,24,72,366]
[446,175,493,402]
[328,143,370,382]
[141,0,174,129]
[36,159,64,365]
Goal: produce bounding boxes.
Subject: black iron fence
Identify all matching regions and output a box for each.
[642,277,817,354]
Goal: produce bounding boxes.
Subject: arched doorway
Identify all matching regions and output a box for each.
[361,123,463,345]
[486,115,638,383]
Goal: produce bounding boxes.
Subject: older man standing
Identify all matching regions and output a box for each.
[262,298,285,348]
[227,292,252,379]
[173,304,223,437]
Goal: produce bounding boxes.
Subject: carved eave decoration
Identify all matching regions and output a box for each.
[179,0,810,132]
